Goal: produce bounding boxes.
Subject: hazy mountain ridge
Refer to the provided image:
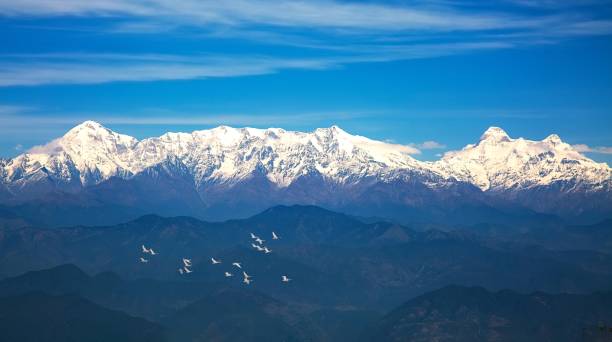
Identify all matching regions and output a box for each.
[0,292,165,342]
[368,285,612,342]
[0,263,380,342]
[1,205,611,310]
[2,205,612,341]
[1,121,610,223]
[2,263,611,342]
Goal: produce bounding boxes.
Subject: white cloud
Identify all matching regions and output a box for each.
[0,109,375,130]
[407,140,447,151]
[0,1,610,87]
[417,140,447,149]
[0,43,510,86]
[0,0,549,32]
[1,0,607,41]
[572,144,612,154]
[0,104,34,114]
[27,138,63,155]
[0,54,339,86]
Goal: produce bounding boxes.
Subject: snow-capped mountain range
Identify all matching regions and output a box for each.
[1,121,610,224]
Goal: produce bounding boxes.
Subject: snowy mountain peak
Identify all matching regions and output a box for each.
[68,120,106,132]
[543,134,562,144]
[1,122,609,197]
[479,126,511,143]
[436,128,610,191]
[2,122,429,188]
[314,125,350,139]
[25,121,138,184]
[329,124,347,134]
[61,120,136,146]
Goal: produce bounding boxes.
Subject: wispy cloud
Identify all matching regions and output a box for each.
[572,144,612,155]
[2,0,607,38]
[0,104,35,114]
[0,0,610,87]
[0,53,338,86]
[0,41,510,86]
[0,109,377,129]
[0,0,550,31]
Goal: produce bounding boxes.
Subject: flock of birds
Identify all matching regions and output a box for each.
[139,230,291,285]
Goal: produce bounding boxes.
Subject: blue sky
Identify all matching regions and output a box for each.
[0,0,611,163]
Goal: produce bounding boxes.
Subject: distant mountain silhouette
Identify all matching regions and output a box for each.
[1,205,611,310]
[2,264,612,342]
[0,264,374,341]
[367,285,612,342]
[0,292,164,342]
[164,288,301,341]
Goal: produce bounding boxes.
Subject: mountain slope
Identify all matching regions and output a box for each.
[0,292,165,342]
[367,285,612,342]
[163,288,302,342]
[436,127,610,192]
[1,122,609,223]
[0,264,378,341]
[1,121,432,190]
[1,206,611,310]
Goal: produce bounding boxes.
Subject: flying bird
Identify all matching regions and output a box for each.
[264,247,272,254]
[281,275,291,282]
[140,257,148,263]
[183,258,192,267]
[183,267,193,274]
[211,257,221,264]
[242,271,252,279]
[232,262,242,269]
[243,277,252,285]
[141,245,150,254]
[272,232,279,240]
[255,237,265,245]
[149,248,157,255]
[224,272,233,277]
[250,233,258,239]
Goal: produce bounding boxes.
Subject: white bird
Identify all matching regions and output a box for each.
[141,245,150,254]
[183,258,192,267]
[178,268,184,275]
[183,267,193,274]
[255,237,265,245]
[224,272,233,277]
[232,262,242,269]
[250,233,258,239]
[272,232,279,240]
[211,257,221,264]
[242,271,251,279]
[149,248,157,255]
[243,277,252,285]
[140,257,148,263]
[252,243,264,251]
[281,275,291,282]
[264,247,272,254]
